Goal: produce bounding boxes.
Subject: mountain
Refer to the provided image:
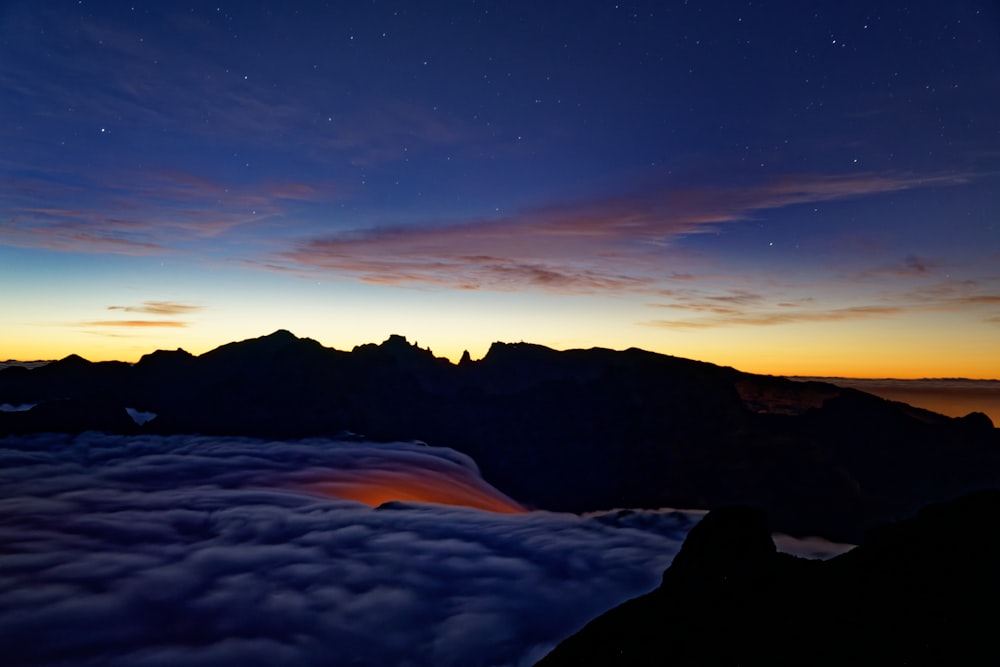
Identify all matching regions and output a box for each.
[535,490,1000,666]
[1,330,997,542]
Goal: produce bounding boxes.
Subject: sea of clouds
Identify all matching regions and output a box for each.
[0,433,706,666]
[0,433,852,666]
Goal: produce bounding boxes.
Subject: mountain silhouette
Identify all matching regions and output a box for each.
[1,330,996,542]
[536,490,1000,666]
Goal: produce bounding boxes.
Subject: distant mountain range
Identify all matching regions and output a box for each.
[1,330,997,542]
[792,376,1000,424]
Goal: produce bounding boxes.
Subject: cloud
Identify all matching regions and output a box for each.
[288,440,527,514]
[0,204,168,255]
[0,403,36,412]
[892,282,1000,323]
[0,433,704,667]
[0,169,350,256]
[0,7,472,169]
[650,290,770,316]
[853,254,938,279]
[108,301,203,316]
[638,267,1000,330]
[959,295,1000,306]
[82,320,191,328]
[320,100,472,166]
[75,301,199,336]
[771,533,856,560]
[0,433,860,666]
[646,304,905,329]
[276,172,973,293]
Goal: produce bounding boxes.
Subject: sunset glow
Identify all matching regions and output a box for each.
[1,2,998,378]
[303,469,527,514]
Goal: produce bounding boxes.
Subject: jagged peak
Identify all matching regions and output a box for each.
[382,333,412,348]
[353,334,429,354]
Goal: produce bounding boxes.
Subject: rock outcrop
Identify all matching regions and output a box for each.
[536,490,1000,666]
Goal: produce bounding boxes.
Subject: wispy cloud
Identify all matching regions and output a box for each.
[957,295,1000,306]
[850,254,939,280]
[647,305,905,329]
[0,169,348,255]
[107,301,203,316]
[643,276,1000,330]
[278,171,973,292]
[82,320,190,328]
[650,290,770,316]
[0,218,167,255]
[74,301,203,331]
[0,8,472,168]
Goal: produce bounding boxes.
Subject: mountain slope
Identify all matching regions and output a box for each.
[536,490,1000,666]
[1,330,996,542]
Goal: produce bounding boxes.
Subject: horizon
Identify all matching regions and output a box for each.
[3,2,999,380]
[3,328,998,424]
[1,326,999,377]
[3,328,1000,382]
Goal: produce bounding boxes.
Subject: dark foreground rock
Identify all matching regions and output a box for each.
[1,330,998,542]
[536,490,1000,666]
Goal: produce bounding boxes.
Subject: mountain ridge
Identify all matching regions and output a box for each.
[1,330,997,542]
[536,490,1000,666]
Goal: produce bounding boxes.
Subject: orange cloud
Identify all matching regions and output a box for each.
[83,320,190,328]
[108,301,203,316]
[303,469,526,514]
[959,295,1000,306]
[76,301,203,331]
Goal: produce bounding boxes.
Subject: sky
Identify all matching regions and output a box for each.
[1,0,998,378]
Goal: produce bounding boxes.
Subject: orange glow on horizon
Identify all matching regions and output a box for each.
[2,307,998,380]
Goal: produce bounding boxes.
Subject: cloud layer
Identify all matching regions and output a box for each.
[0,433,701,666]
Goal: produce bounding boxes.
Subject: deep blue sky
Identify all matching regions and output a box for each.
[2,0,999,376]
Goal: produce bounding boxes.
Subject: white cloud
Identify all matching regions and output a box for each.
[0,433,700,666]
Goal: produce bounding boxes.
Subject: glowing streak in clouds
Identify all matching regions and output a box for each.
[300,464,527,513]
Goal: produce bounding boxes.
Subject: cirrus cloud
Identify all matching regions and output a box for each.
[276,171,973,293]
[107,301,204,316]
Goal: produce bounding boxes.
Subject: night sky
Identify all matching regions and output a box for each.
[2,0,998,377]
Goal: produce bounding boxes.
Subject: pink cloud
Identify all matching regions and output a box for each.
[278,171,973,292]
[108,301,203,316]
[0,169,349,254]
[0,209,167,255]
[642,277,1000,330]
[646,305,906,329]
